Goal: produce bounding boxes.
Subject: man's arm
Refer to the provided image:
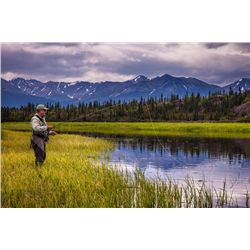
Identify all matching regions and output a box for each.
[49,130,57,136]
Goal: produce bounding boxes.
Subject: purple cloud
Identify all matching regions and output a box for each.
[1,42,250,85]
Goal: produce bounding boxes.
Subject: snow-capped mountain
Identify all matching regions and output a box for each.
[1,74,249,107]
[132,75,149,83]
[223,78,250,92]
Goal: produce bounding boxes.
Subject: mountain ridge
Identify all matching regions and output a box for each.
[2,74,250,107]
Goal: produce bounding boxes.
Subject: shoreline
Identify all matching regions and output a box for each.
[2,121,250,139]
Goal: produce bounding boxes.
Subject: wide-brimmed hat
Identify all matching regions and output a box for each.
[36,104,48,111]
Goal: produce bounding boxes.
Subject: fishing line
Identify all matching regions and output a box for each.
[61,101,124,132]
[143,81,185,166]
[49,84,185,166]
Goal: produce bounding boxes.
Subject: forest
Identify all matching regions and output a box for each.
[2,89,250,122]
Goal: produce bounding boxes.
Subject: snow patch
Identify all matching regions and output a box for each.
[76,86,83,91]
[17,80,21,89]
[111,88,128,98]
[68,81,78,86]
[67,94,74,99]
[149,89,156,95]
[134,76,141,82]
[88,90,96,96]
[133,75,148,82]
[183,84,187,91]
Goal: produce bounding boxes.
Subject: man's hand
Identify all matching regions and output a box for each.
[47,125,54,130]
[50,131,57,136]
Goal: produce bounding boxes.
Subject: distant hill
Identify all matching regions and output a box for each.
[223,78,250,92]
[1,74,249,107]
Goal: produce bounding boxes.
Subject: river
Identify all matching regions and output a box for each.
[97,135,250,206]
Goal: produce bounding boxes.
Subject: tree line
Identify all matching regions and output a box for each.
[2,89,250,122]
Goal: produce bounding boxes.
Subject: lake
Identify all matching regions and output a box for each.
[98,135,250,206]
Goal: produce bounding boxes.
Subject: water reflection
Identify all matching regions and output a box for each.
[106,137,250,169]
[100,136,250,204]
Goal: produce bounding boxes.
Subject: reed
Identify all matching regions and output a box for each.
[2,121,250,139]
[1,130,247,208]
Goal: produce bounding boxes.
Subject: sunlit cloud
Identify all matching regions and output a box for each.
[1,42,250,84]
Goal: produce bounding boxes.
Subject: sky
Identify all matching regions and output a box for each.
[1,42,250,85]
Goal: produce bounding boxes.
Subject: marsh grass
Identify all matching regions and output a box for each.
[2,121,250,139]
[1,130,247,208]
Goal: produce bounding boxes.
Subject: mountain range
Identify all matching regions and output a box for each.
[1,74,250,107]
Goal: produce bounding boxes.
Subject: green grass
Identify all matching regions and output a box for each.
[1,130,247,208]
[2,121,250,138]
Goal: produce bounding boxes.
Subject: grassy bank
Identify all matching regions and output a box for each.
[1,130,248,207]
[2,121,250,138]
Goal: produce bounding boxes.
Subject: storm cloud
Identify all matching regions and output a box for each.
[1,42,250,85]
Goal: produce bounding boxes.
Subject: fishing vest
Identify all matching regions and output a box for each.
[32,115,49,140]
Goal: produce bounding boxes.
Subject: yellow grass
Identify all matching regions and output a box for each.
[1,130,247,208]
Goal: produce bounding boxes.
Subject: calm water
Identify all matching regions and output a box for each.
[99,136,250,204]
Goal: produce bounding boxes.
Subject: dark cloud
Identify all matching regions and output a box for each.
[1,42,250,84]
[204,42,250,54]
[1,44,93,80]
[204,43,228,49]
[86,44,250,84]
[164,43,181,48]
[233,43,250,53]
[93,56,187,78]
[33,43,81,47]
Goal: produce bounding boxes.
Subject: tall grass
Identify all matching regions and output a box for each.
[1,130,247,208]
[2,121,250,139]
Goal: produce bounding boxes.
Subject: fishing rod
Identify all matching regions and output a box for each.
[48,88,186,166]
[59,101,125,133]
[143,81,186,166]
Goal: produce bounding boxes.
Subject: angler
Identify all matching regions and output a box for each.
[30,104,57,166]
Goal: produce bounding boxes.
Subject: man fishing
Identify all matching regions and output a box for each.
[30,104,57,166]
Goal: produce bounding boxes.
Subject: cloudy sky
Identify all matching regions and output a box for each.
[1,43,250,85]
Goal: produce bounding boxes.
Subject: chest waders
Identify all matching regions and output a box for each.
[31,115,49,166]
